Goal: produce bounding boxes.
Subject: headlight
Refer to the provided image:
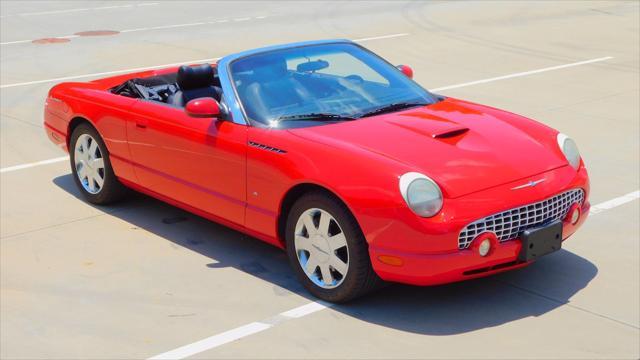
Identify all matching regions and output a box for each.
[399,172,443,217]
[557,133,581,169]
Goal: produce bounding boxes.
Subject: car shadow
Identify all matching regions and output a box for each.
[53,174,598,335]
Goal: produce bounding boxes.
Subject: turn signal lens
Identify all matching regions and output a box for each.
[378,255,404,267]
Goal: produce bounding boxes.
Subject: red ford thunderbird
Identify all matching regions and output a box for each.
[44,40,590,302]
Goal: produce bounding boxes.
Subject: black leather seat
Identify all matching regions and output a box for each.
[168,64,222,107]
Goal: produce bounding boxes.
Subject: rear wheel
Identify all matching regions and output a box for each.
[286,192,382,302]
[70,123,126,204]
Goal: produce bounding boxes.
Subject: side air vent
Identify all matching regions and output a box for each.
[248,141,287,154]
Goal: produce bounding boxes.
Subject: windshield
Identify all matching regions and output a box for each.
[230,42,437,126]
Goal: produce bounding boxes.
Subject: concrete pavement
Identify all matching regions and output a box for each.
[1,1,638,358]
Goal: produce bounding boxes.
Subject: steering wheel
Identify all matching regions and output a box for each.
[337,75,375,105]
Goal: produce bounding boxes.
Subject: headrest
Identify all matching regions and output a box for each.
[177,64,215,90]
[253,54,288,80]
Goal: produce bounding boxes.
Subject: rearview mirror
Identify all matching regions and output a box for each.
[185,98,220,118]
[396,65,414,79]
[297,60,329,73]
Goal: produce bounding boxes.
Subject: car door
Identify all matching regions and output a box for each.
[126,100,247,226]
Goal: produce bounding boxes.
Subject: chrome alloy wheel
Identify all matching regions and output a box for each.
[294,208,349,289]
[74,134,105,194]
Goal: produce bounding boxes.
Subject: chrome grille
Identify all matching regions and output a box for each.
[458,189,584,249]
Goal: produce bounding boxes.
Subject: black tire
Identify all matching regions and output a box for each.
[285,191,382,303]
[69,123,126,204]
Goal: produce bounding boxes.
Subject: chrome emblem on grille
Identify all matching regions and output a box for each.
[511,178,546,190]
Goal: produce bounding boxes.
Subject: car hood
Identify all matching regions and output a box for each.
[287,97,567,198]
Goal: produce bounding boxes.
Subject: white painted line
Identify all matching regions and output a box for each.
[121,20,237,33]
[0,54,610,90]
[0,2,159,18]
[148,302,328,359]
[119,27,151,33]
[0,156,68,173]
[0,48,633,356]
[144,22,207,31]
[590,190,640,214]
[144,191,639,359]
[149,322,271,360]
[431,56,614,92]
[94,5,133,10]
[9,7,91,16]
[353,33,410,42]
[0,39,35,45]
[0,31,397,89]
[0,57,222,89]
[0,50,616,173]
[279,301,328,318]
[0,15,269,46]
[2,19,351,46]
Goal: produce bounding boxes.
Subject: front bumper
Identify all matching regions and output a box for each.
[366,164,590,286]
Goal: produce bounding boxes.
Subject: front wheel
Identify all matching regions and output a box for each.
[285,192,382,302]
[69,123,126,204]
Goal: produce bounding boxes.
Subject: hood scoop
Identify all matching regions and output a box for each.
[386,120,470,139]
[432,126,469,139]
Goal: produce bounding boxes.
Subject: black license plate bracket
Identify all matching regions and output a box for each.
[518,220,563,262]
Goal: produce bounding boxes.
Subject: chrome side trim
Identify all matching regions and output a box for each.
[217,55,248,125]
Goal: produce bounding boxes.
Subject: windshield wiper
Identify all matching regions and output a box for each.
[277,113,357,122]
[356,102,428,118]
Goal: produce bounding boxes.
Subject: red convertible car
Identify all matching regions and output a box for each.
[44,40,590,302]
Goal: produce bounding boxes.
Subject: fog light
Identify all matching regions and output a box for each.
[472,232,497,257]
[570,208,580,224]
[478,239,491,257]
[565,203,581,225]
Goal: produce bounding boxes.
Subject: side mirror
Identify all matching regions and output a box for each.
[185,97,220,118]
[396,65,414,79]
